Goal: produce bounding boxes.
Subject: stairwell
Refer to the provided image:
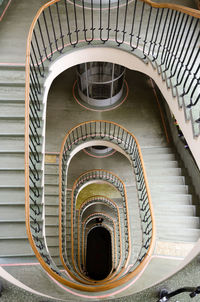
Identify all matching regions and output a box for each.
[0,0,199,300]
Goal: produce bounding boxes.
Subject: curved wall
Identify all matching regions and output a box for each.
[44,46,200,169]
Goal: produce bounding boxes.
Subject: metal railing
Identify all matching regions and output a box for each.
[59,120,155,286]
[59,169,130,283]
[71,171,129,277]
[25,0,199,291]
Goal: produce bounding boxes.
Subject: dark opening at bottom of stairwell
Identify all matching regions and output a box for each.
[86,226,112,280]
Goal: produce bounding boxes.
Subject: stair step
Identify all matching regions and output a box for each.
[45,173,59,184]
[0,68,25,85]
[0,187,25,203]
[0,255,37,265]
[157,227,200,242]
[44,194,59,204]
[154,204,196,216]
[145,160,178,168]
[143,153,176,161]
[0,187,42,203]
[148,176,185,185]
[141,147,173,155]
[0,204,25,220]
[151,193,192,203]
[45,236,60,246]
[0,170,25,186]
[45,205,59,215]
[0,103,25,117]
[0,86,25,100]
[0,153,24,169]
[150,184,188,194]
[146,167,182,176]
[45,164,59,174]
[0,119,24,134]
[45,225,59,236]
[0,135,24,151]
[0,221,27,237]
[156,216,200,229]
[0,238,33,256]
[45,215,59,225]
[48,246,60,257]
[45,185,59,195]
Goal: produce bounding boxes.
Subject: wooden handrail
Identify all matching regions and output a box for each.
[58,120,156,290]
[21,0,183,291]
[141,0,200,18]
[59,168,129,284]
[71,169,131,284]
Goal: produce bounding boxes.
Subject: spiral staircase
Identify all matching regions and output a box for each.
[0,0,200,301]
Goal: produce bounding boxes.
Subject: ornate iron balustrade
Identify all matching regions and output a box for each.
[25,0,199,291]
[59,168,130,283]
[59,120,155,287]
[69,171,129,279]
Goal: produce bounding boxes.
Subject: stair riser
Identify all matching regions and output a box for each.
[0,137,24,151]
[0,239,33,256]
[0,206,25,220]
[148,177,185,185]
[150,185,188,194]
[145,161,178,168]
[154,206,195,216]
[0,223,26,237]
[146,168,182,176]
[157,229,200,243]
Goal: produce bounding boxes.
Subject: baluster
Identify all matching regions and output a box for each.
[32,29,45,75]
[30,55,41,93]
[142,5,152,59]
[42,10,53,60]
[99,0,111,43]
[129,0,138,51]
[82,0,94,44]
[56,2,64,52]
[160,10,176,67]
[37,19,49,61]
[152,8,169,63]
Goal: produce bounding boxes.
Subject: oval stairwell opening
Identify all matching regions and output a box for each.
[86,226,112,281]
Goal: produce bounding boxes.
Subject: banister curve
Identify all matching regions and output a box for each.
[24,0,200,292]
[58,120,156,290]
[59,168,130,284]
[141,0,200,18]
